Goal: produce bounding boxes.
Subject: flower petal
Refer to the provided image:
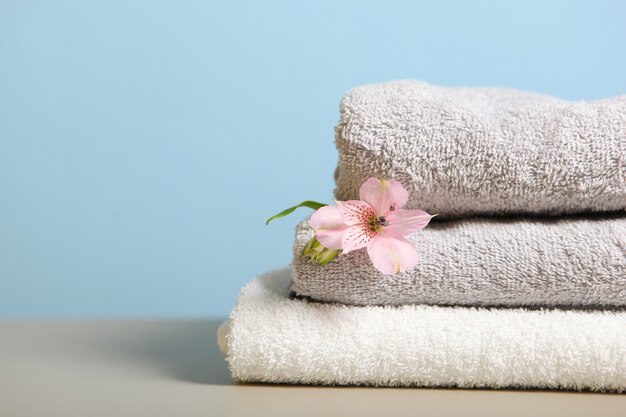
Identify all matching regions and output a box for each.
[366,231,419,275]
[310,205,347,250]
[335,200,375,226]
[310,205,345,229]
[359,177,409,216]
[315,228,346,250]
[385,209,433,236]
[341,224,377,254]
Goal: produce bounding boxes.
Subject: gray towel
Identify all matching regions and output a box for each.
[334,80,626,218]
[291,215,626,307]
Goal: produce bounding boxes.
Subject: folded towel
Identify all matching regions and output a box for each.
[291,215,626,307]
[222,268,626,391]
[334,80,626,218]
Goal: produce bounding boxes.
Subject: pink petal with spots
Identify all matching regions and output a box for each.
[359,177,409,216]
[385,209,433,236]
[310,205,347,250]
[341,224,377,254]
[367,231,419,275]
[336,200,375,226]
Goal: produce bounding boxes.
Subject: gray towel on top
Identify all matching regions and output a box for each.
[290,215,626,308]
[334,80,626,218]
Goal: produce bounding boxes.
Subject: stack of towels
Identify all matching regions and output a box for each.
[219,81,626,391]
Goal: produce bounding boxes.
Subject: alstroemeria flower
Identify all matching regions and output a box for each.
[310,178,433,275]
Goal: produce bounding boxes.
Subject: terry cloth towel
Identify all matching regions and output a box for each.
[291,215,626,308]
[221,268,626,391]
[333,80,626,218]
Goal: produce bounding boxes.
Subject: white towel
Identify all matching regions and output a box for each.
[291,215,626,307]
[334,80,626,218]
[222,268,626,391]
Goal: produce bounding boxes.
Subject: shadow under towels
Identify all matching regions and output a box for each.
[291,215,626,308]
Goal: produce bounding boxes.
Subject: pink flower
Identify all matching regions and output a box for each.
[309,178,433,275]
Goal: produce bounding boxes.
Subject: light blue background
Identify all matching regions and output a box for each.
[1,0,625,317]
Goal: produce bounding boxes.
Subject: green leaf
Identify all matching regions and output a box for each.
[265,200,327,225]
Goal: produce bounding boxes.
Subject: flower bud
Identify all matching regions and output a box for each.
[302,236,340,265]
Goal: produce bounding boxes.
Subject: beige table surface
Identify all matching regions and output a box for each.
[0,320,624,417]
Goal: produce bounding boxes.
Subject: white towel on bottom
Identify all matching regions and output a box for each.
[222,268,626,391]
